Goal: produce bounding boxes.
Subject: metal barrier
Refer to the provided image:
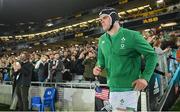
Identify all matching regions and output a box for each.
[0,81,102,111]
[0,65,179,111]
[157,64,180,111]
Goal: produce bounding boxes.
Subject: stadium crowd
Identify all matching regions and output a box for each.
[0,30,179,83]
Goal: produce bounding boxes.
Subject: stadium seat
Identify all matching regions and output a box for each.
[31,96,42,111]
[42,87,56,111]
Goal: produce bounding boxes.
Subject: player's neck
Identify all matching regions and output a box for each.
[107,22,120,36]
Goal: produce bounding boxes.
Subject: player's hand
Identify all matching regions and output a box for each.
[132,79,148,91]
[93,66,102,76]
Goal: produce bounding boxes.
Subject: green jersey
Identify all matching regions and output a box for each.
[97,28,157,92]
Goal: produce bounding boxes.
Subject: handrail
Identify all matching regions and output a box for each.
[1,81,108,88]
[157,64,180,111]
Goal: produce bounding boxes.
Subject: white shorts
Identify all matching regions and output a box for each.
[109,91,140,111]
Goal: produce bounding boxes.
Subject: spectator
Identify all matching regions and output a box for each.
[83,51,96,82]
[53,53,64,82]
[13,51,34,111]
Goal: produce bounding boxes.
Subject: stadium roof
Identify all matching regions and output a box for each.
[0,0,117,24]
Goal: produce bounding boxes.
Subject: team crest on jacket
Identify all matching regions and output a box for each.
[121,37,125,43]
[120,44,125,49]
[120,37,125,49]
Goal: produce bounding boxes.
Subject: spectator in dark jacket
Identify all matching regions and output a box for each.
[62,51,72,81]
[36,55,49,82]
[83,51,96,81]
[74,51,85,81]
[53,53,64,82]
[13,51,34,111]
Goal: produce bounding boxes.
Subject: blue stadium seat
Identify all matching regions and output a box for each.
[42,87,56,111]
[31,96,42,111]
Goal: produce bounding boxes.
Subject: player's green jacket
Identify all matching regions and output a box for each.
[97,27,157,92]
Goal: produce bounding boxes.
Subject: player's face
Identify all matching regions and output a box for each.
[99,15,111,31]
